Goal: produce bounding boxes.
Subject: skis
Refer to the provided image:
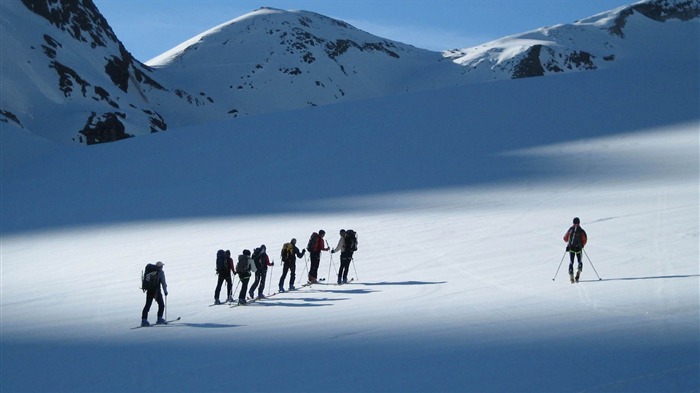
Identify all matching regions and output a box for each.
[230,292,279,307]
[131,317,181,329]
[335,278,355,285]
[209,300,234,307]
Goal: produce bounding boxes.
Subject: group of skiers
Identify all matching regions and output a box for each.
[139,229,358,326]
[141,218,587,326]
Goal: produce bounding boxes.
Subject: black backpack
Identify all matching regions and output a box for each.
[215,249,227,274]
[307,232,319,252]
[141,263,159,292]
[252,247,267,272]
[344,230,358,252]
[236,255,249,275]
[568,227,584,252]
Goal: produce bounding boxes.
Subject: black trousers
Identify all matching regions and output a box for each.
[338,252,353,282]
[250,270,267,296]
[568,250,583,274]
[238,274,250,301]
[214,273,232,300]
[141,290,164,320]
[279,262,296,288]
[309,252,321,280]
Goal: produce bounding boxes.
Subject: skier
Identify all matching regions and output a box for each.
[331,229,354,284]
[307,230,329,283]
[141,261,168,326]
[249,245,274,299]
[279,238,305,292]
[563,217,588,283]
[214,250,235,304]
[236,250,255,305]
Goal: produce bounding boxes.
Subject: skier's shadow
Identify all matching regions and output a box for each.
[357,281,447,286]
[177,323,241,329]
[581,274,699,283]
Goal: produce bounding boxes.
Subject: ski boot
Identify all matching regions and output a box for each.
[258,293,266,299]
[289,285,296,291]
[238,298,247,305]
[569,273,575,284]
[141,319,150,327]
[279,286,285,293]
[156,317,167,325]
[214,299,222,305]
[575,270,581,283]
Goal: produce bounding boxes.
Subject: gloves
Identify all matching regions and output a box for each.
[331,250,336,254]
[164,291,169,296]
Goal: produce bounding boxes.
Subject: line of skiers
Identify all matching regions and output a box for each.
[213,229,358,305]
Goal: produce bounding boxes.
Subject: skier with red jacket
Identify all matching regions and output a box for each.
[307,230,329,283]
[563,217,588,283]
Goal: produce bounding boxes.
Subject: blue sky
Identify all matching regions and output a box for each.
[94,0,634,62]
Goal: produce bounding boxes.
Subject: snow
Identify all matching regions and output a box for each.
[2,3,699,393]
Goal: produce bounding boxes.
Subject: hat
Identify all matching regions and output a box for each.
[155,261,164,268]
[319,230,326,236]
[291,238,297,244]
[573,217,580,224]
[243,249,251,256]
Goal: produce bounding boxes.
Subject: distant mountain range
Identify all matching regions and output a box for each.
[1,0,698,145]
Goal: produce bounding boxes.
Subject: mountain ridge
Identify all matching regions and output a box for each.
[1,0,698,146]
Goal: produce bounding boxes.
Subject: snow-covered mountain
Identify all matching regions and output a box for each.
[1,1,698,392]
[0,0,214,145]
[444,0,700,79]
[1,0,698,146]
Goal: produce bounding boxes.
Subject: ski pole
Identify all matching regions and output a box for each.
[552,250,567,281]
[299,254,309,286]
[165,294,168,321]
[327,253,333,282]
[233,276,240,301]
[351,257,359,281]
[268,262,274,296]
[326,241,337,280]
[583,249,602,280]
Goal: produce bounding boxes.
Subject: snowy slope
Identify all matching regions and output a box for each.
[2,10,699,391]
[2,1,699,392]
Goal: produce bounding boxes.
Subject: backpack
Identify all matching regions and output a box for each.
[141,263,159,292]
[236,255,249,275]
[281,242,294,261]
[344,230,358,252]
[215,249,227,274]
[307,232,319,252]
[568,227,583,252]
[252,248,263,271]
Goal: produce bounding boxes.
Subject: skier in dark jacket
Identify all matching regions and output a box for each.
[331,229,354,284]
[307,230,329,283]
[214,250,235,304]
[141,261,168,326]
[279,238,305,292]
[563,217,588,283]
[249,245,274,299]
